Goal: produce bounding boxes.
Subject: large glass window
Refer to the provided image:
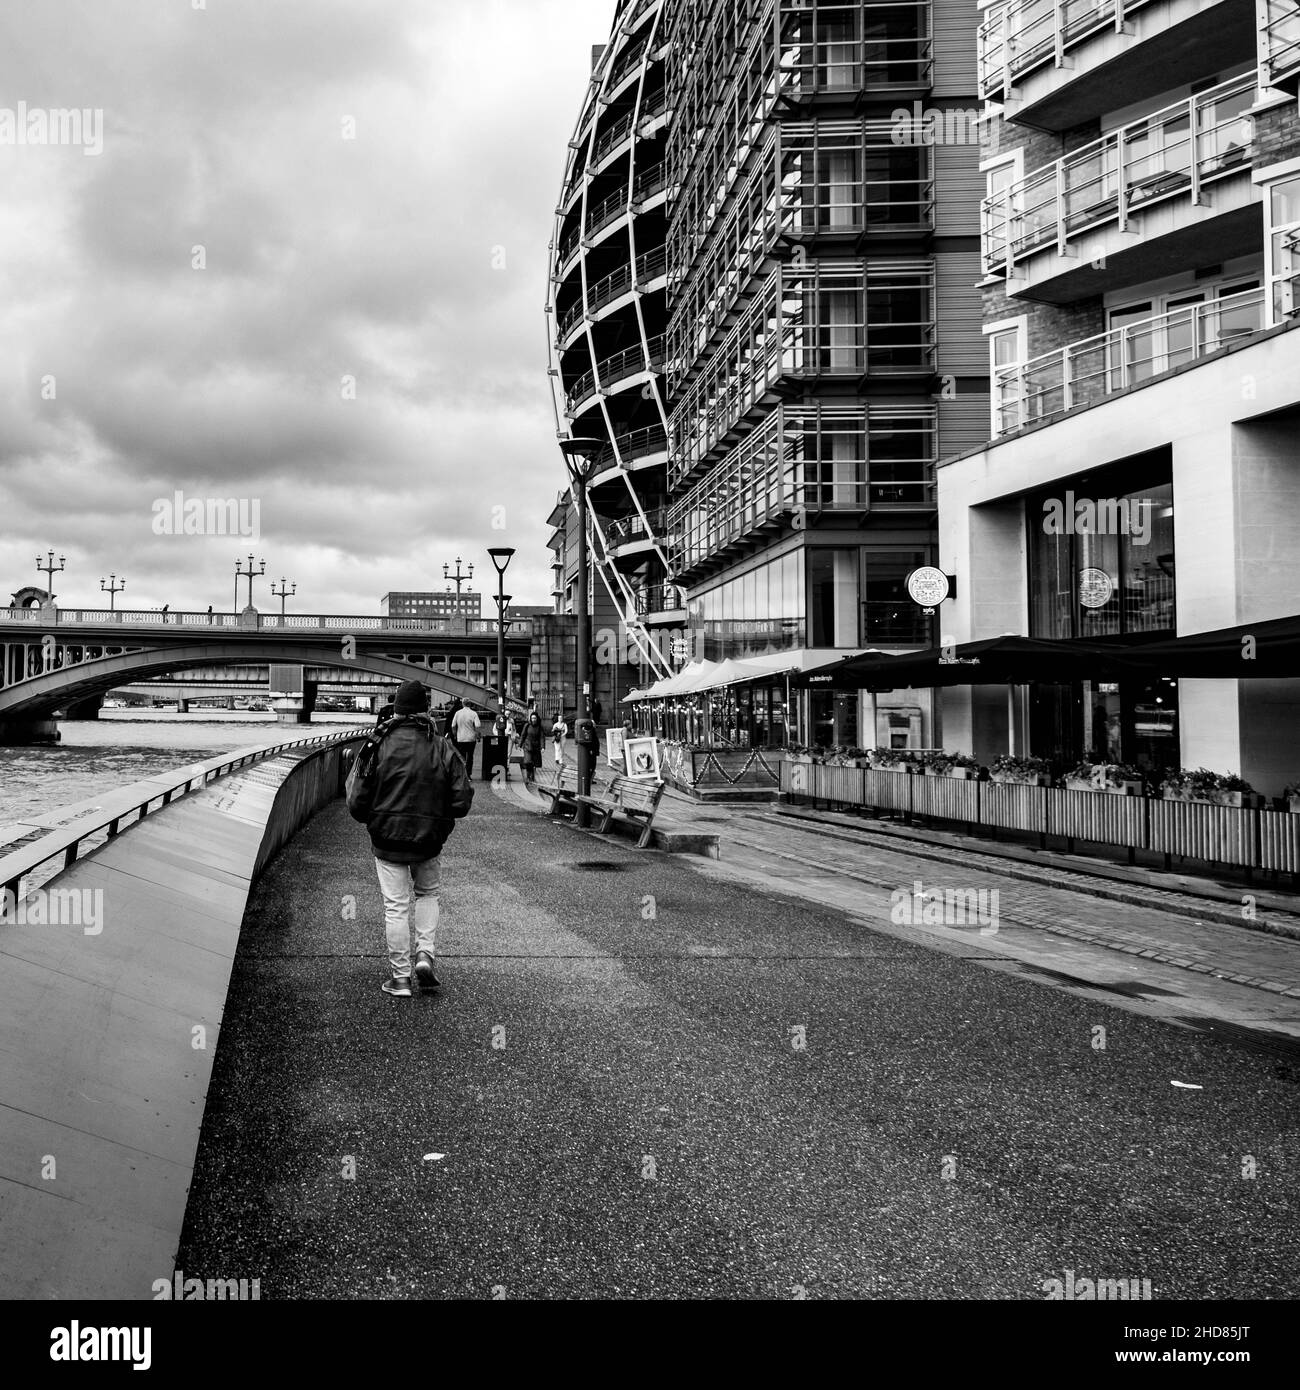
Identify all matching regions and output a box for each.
[809,548,858,648]
[1028,479,1175,638]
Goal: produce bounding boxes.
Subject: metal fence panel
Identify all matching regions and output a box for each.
[1046,787,1147,848]
[1149,800,1254,866]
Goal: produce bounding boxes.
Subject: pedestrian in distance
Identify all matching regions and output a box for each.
[451,699,482,776]
[443,696,462,738]
[593,697,603,725]
[521,711,544,783]
[346,679,473,998]
[551,710,569,766]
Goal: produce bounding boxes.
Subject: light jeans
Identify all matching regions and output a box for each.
[374,856,440,977]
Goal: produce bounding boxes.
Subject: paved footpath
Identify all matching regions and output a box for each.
[177,786,1300,1299]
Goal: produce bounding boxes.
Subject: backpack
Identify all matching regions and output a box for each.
[345,728,386,821]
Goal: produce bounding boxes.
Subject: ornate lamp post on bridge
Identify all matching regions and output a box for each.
[100,573,126,611]
[559,436,604,827]
[271,578,296,617]
[235,554,266,613]
[443,557,474,598]
[36,550,65,609]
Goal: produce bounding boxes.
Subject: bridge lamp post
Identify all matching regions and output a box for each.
[36,551,65,608]
[487,547,515,717]
[444,557,473,599]
[235,554,265,612]
[271,578,296,617]
[559,436,604,828]
[100,574,126,611]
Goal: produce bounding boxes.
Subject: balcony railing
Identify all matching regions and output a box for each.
[778,30,933,99]
[982,73,1256,277]
[667,407,935,573]
[592,109,636,167]
[566,335,666,411]
[636,582,686,617]
[606,507,668,547]
[992,287,1266,435]
[1263,0,1300,88]
[596,423,669,471]
[978,0,1159,100]
[607,36,650,92]
[559,246,669,339]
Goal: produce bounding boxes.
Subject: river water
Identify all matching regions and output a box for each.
[0,710,369,826]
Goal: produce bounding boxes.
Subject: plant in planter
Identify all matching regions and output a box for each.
[1285,780,1300,814]
[869,746,916,772]
[1063,760,1145,795]
[924,751,981,779]
[989,753,1052,786]
[1160,767,1258,807]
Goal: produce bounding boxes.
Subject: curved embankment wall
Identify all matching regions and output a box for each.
[0,732,364,1299]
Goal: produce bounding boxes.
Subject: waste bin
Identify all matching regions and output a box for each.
[481,737,510,782]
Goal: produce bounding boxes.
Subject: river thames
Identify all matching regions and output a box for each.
[0,710,370,827]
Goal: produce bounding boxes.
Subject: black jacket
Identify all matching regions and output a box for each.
[349,715,474,863]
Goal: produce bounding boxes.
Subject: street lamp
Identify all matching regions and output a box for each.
[487,547,515,777]
[559,436,605,826]
[271,578,296,617]
[235,554,266,611]
[36,550,65,607]
[444,557,474,598]
[100,573,126,611]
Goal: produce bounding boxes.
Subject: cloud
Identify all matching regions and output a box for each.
[0,0,612,614]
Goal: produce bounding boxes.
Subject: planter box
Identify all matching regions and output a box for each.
[925,766,973,779]
[873,762,915,774]
[1163,788,1260,808]
[1288,796,1300,814]
[1064,777,1142,796]
[990,772,1049,787]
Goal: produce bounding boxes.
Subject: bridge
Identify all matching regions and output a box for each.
[0,606,534,744]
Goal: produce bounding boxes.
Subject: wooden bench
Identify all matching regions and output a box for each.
[534,763,579,814]
[574,772,666,849]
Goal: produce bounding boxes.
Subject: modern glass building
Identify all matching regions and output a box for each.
[548,0,989,749]
[937,0,1300,791]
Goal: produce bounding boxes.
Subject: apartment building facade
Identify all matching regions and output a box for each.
[937,0,1300,790]
[548,0,989,749]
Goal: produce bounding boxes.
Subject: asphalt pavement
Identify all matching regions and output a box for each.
[176,784,1300,1299]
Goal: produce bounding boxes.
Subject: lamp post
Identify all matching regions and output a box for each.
[100,573,126,611]
[444,557,474,599]
[271,578,296,617]
[235,554,265,611]
[559,436,605,826]
[36,550,65,607]
[487,547,515,782]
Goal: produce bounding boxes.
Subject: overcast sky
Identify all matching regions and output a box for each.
[0,0,612,615]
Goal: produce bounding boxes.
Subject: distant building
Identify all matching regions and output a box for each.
[381,591,482,619]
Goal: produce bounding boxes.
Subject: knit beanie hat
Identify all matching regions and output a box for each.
[393,680,429,715]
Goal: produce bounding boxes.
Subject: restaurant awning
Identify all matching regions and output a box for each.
[792,616,1300,690]
[793,634,1146,690]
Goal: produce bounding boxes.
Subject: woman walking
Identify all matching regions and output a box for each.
[521,711,544,784]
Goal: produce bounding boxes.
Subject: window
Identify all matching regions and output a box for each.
[808,548,858,648]
[981,150,1022,274]
[1267,173,1300,324]
[985,315,1026,434]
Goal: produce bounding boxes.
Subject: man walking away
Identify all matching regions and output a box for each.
[451,700,481,776]
[347,680,473,998]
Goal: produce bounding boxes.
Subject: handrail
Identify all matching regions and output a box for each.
[0,727,366,906]
[982,72,1256,276]
[566,334,666,410]
[0,609,533,636]
[992,287,1266,435]
[1263,1,1300,85]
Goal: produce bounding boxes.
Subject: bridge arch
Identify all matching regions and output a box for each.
[9,586,49,609]
[0,641,524,720]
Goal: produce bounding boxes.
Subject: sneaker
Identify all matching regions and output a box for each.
[382,974,413,998]
[414,952,440,990]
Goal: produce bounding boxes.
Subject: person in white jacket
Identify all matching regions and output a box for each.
[551,712,569,766]
[450,701,482,776]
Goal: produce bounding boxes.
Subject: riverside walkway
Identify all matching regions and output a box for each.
[176,782,1300,1299]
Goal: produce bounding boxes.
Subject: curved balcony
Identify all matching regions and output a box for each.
[565,336,666,414]
[635,583,687,624]
[978,0,1256,132]
[982,73,1258,300]
[606,506,668,556]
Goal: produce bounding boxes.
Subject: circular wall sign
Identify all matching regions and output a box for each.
[1078,567,1114,609]
[905,566,950,608]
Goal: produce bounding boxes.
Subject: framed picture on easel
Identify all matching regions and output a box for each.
[605,727,627,768]
[624,736,661,781]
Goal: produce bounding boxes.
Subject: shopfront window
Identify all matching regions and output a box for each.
[1028,480,1175,638]
[809,548,859,647]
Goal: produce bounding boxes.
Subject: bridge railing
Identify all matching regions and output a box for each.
[0,727,366,908]
[0,608,533,637]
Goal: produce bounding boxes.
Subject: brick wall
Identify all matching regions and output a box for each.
[1254,99,1300,170]
[982,281,1106,360]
